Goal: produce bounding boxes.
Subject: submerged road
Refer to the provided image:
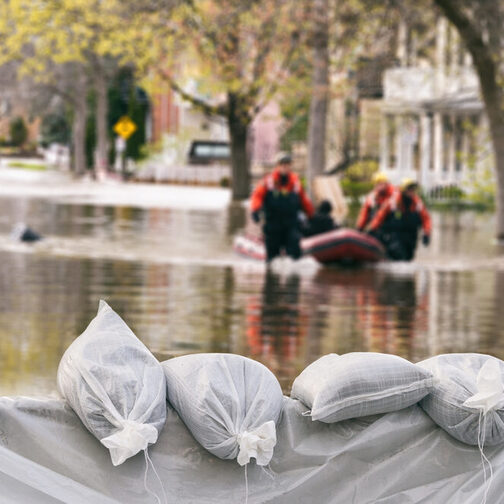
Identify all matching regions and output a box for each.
[0,167,503,396]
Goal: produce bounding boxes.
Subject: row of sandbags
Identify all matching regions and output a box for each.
[57,301,504,472]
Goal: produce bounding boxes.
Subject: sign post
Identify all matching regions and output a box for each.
[113,116,137,176]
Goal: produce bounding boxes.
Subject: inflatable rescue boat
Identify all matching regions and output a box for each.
[233,228,385,264]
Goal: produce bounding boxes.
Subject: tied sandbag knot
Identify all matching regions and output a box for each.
[101,419,159,466]
[463,359,504,414]
[462,359,503,504]
[236,421,276,466]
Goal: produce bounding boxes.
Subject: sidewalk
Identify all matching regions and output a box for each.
[0,164,232,211]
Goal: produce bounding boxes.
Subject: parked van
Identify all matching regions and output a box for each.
[188,140,230,165]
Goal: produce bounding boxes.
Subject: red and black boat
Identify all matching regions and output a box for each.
[233,228,385,264]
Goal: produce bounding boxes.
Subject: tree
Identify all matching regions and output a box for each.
[107,69,150,162]
[307,0,330,181]
[305,0,401,181]
[40,113,71,148]
[0,0,134,175]
[0,2,90,173]
[433,0,504,240]
[132,0,308,200]
[9,116,27,147]
[279,92,311,152]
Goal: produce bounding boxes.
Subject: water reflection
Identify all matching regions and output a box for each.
[245,271,306,392]
[0,195,504,395]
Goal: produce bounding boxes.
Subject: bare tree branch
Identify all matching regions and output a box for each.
[434,0,493,70]
[158,69,228,117]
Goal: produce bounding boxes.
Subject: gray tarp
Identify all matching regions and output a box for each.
[0,395,503,504]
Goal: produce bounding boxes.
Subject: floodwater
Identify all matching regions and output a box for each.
[1,184,504,395]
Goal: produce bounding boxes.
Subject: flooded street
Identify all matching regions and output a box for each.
[1,180,504,395]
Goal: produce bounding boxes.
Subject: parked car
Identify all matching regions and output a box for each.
[188,140,230,165]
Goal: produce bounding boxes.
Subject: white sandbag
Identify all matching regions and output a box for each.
[161,353,283,466]
[291,352,434,423]
[418,353,504,445]
[57,300,166,465]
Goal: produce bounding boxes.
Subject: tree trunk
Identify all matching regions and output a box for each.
[471,36,504,240]
[72,82,87,176]
[94,66,109,179]
[487,119,504,241]
[307,0,330,184]
[228,92,251,200]
[434,0,504,239]
[462,36,504,240]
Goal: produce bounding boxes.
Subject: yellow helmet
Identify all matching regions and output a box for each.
[372,172,388,184]
[400,177,418,191]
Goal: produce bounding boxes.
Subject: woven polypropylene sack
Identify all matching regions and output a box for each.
[418,353,504,445]
[291,352,434,423]
[161,353,283,466]
[57,300,166,465]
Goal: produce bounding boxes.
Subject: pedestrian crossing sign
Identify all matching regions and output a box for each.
[113,116,137,140]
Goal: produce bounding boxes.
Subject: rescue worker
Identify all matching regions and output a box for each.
[356,172,396,232]
[251,154,314,262]
[367,178,431,261]
[303,199,339,237]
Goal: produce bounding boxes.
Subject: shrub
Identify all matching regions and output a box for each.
[340,159,379,200]
[9,117,28,147]
[40,114,70,148]
[464,166,495,209]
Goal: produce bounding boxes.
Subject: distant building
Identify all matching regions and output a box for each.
[249,101,283,173]
[326,40,397,171]
[148,81,281,169]
[147,82,227,166]
[380,18,491,192]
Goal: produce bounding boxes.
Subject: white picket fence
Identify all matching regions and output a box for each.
[135,162,230,185]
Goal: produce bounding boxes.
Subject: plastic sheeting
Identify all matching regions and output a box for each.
[0,395,504,503]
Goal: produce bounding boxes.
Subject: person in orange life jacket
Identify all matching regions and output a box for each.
[303,199,339,237]
[250,154,314,262]
[367,178,431,261]
[356,172,396,232]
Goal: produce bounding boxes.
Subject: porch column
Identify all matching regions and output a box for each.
[433,112,443,181]
[401,116,417,177]
[380,113,388,172]
[460,115,469,184]
[396,115,404,176]
[420,113,432,190]
[447,114,456,183]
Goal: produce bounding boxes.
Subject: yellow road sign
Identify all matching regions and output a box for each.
[113,116,137,140]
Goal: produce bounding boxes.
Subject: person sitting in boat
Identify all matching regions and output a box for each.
[250,154,314,262]
[356,172,396,232]
[303,200,339,237]
[367,178,431,261]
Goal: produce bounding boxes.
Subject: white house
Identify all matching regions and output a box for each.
[379,18,492,193]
